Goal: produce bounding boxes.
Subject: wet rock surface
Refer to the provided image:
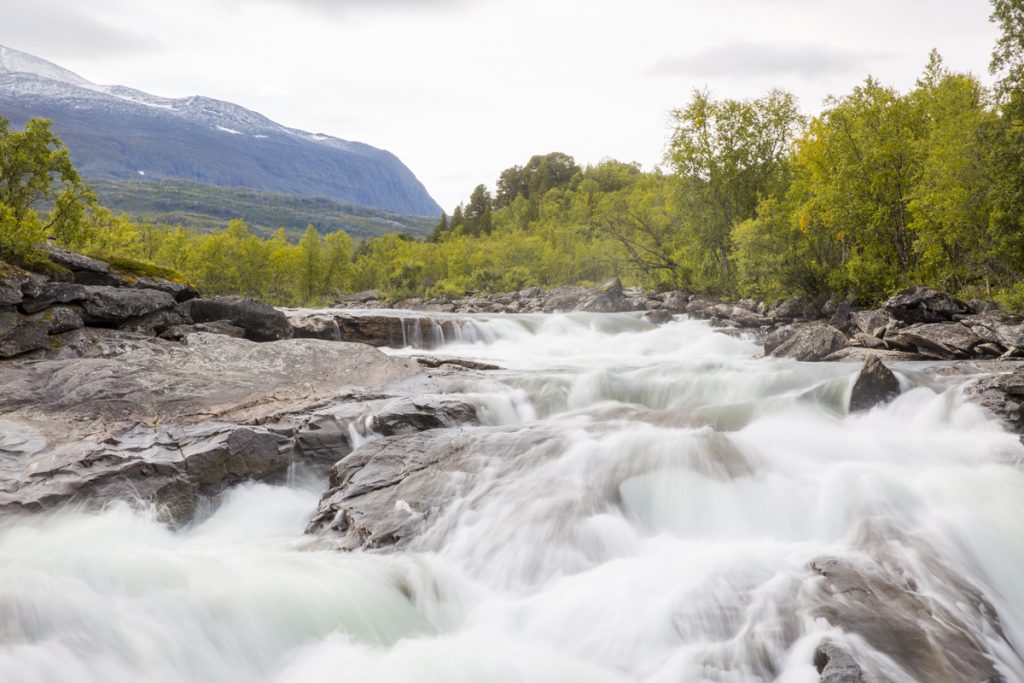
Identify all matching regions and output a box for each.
[809,553,1006,682]
[0,333,423,520]
[849,356,902,412]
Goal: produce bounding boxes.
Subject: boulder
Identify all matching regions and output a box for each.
[128,275,200,303]
[883,286,970,324]
[575,278,628,313]
[370,396,478,436]
[884,322,984,360]
[119,307,190,336]
[849,356,901,412]
[289,312,342,341]
[159,320,246,341]
[768,324,848,362]
[43,245,111,278]
[79,286,175,323]
[0,265,29,305]
[808,555,1004,682]
[768,298,805,322]
[763,325,798,355]
[183,296,292,342]
[829,300,853,333]
[343,289,383,304]
[0,421,291,524]
[814,643,866,683]
[28,305,84,334]
[19,281,87,314]
[850,309,889,338]
[0,311,50,358]
[660,291,691,312]
[643,309,675,325]
[965,368,1024,434]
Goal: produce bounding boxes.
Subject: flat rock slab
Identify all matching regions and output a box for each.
[0,333,420,462]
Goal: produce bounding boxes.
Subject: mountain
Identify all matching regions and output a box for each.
[0,45,442,218]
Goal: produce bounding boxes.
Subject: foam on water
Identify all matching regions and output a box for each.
[3,312,1023,682]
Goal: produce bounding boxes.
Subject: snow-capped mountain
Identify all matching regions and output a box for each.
[0,45,441,217]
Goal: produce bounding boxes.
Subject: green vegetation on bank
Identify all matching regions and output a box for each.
[88,178,435,240]
[1,1,1021,308]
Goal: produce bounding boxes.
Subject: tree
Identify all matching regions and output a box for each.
[463,184,493,236]
[666,89,803,288]
[0,117,93,262]
[297,225,324,304]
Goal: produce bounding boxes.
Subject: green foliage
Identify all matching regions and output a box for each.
[0,116,94,265]
[87,178,435,239]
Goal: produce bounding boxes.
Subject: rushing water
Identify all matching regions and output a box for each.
[3,312,1024,682]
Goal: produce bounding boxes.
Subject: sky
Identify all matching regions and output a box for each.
[0,0,1001,212]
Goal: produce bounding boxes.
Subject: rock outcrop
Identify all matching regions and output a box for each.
[183,296,292,342]
[849,356,902,412]
[0,333,423,520]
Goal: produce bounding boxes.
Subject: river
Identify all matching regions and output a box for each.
[2,312,1023,682]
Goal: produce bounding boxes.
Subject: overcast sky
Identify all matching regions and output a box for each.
[1,0,1000,211]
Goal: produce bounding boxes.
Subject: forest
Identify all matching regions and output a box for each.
[1,0,1022,308]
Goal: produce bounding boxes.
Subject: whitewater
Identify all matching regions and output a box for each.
[2,312,1023,682]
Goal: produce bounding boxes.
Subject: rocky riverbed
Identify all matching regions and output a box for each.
[3,252,1024,682]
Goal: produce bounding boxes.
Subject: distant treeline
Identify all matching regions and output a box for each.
[1,1,1022,308]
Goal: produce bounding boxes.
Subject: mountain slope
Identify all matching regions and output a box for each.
[0,45,441,217]
[88,178,435,239]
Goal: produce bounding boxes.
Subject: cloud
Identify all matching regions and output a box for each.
[650,42,889,80]
[242,0,465,15]
[0,0,156,59]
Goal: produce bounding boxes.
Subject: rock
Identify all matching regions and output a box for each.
[0,311,50,357]
[0,421,291,524]
[726,306,769,328]
[183,296,292,342]
[288,311,342,341]
[643,309,675,325]
[660,291,691,312]
[768,324,848,362]
[128,275,200,303]
[849,356,901,412]
[79,285,175,323]
[19,281,88,314]
[829,300,853,333]
[814,643,866,683]
[965,368,1024,434]
[575,278,628,313]
[808,554,1005,683]
[44,328,163,359]
[343,289,383,304]
[850,309,889,338]
[0,265,29,305]
[883,286,970,324]
[414,356,501,371]
[884,322,984,360]
[849,332,886,349]
[119,306,190,336]
[43,245,111,278]
[969,298,1001,314]
[822,347,924,362]
[370,396,478,436]
[306,427,559,549]
[28,305,84,334]
[763,325,798,355]
[996,323,1024,352]
[768,298,805,322]
[159,320,246,341]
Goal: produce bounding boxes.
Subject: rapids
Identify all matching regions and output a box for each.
[2,312,1023,682]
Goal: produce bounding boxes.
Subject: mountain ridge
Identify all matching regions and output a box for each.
[0,45,442,217]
